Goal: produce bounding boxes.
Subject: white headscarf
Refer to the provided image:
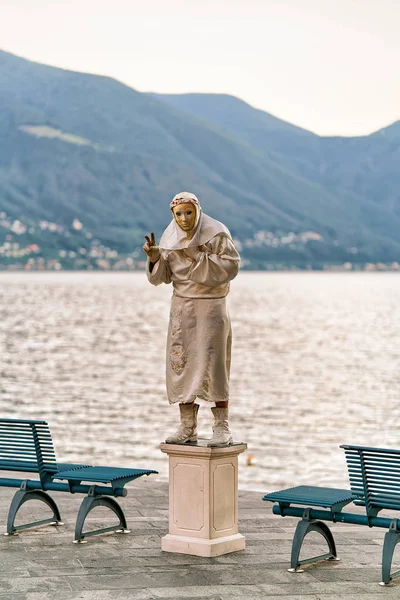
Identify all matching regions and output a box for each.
[159,192,231,250]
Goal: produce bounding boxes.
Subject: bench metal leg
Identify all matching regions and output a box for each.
[380,521,400,586]
[73,490,130,543]
[5,487,63,535]
[289,513,338,572]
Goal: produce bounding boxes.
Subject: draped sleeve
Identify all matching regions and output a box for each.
[146,253,172,286]
[186,234,240,287]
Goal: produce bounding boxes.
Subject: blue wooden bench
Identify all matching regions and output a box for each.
[263,444,400,586]
[0,418,158,543]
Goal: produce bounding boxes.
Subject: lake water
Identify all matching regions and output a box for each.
[0,271,399,491]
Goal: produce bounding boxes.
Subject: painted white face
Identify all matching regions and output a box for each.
[172,203,197,232]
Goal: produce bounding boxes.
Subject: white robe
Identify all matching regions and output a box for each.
[147,233,240,404]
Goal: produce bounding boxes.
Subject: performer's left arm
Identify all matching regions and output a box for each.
[186,234,240,287]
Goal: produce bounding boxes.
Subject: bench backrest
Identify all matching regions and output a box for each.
[0,418,58,482]
[342,444,400,516]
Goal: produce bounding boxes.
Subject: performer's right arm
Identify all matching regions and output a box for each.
[146,254,172,285]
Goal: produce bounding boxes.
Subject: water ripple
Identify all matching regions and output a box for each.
[1,271,399,491]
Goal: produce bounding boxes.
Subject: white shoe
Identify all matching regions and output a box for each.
[208,407,233,447]
[165,403,199,444]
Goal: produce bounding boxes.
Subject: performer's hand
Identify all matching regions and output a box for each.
[142,232,160,263]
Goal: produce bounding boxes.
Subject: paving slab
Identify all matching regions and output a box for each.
[0,475,399,599]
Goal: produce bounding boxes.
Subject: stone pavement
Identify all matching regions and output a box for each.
[0,475,399,600]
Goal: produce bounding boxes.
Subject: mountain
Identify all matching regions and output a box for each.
[154,93,400,219]
[1,50,400,270]
[151,93,326,178]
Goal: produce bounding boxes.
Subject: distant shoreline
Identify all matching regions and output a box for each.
[1,267,400,275]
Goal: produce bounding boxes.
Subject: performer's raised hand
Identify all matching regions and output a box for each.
[142,232,160,263]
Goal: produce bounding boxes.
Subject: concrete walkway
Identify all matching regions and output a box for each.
[0,475,399,599]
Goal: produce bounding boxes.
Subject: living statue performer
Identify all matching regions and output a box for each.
[142,192,240,446]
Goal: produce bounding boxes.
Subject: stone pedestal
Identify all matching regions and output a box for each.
[160,440,247,557]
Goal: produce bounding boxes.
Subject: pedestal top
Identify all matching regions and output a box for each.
[160,440,247,458]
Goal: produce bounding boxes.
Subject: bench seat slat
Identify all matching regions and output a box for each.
[366,483,400,492]
[350,485,400,497]
[350,483,400,494]
[0,439,53,448]
[0,430,52,437]
[0,440,35,452]
[0,437,52,443]
[0,446,37,453]
[0,418,48,425]
[342,445,400,456]
[56,463,91,472]
[0,438,52,445]
[369,492,400,503]
[263,486,354,508]
[364,456,400,464]
[0,435,51,443]
[347,458,400,469]
[349,474,400,483]
[0,460,40,471]
[0,460,83,473]
[347,460,400,469]
[370,500,400,510]
[349,473,400,483]
[0,449,56,457]
[349,476,400,487]
[363,468,400,475]
[0,451,38,459]
[348,492,400,506]
[0,424,41,429]
[0,427,51,435]
[0,432,37,438]
[347,483,364,491]
[363,452,400,459]
[360,464,400,473]
[0,436,53,444]
[0,438,36,444]
[54,466,158,484]
[348,466,400,476]
[349,477,400,487]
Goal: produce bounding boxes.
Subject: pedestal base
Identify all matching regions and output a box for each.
[161,532,246,557]
[160,440,247,557]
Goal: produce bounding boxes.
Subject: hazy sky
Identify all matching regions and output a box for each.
[1,0,399,136]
